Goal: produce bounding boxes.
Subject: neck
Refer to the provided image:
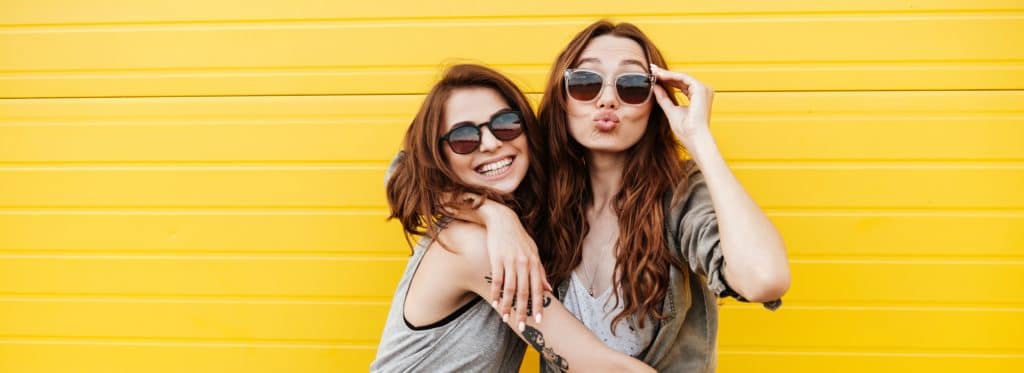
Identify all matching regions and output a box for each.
[588,150,626,214]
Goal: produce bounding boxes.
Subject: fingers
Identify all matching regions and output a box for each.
[650,64,690,96]
[652,84,676,112]
[489,260,503,310]
[651,64,698,86]
[530,264,543,324]
[514,255,530,332]
[498,265,516,323]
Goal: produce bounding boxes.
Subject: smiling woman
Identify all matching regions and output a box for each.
[373,64,653,372]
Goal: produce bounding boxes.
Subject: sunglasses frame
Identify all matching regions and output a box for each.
[439,110,525,155]
[563,68,657,105]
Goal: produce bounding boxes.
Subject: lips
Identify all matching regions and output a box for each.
[475,156,514,177]
[594,112,620,132]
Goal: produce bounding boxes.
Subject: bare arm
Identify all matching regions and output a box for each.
[652,65,791,302]
[445,196,552,329]
[453,244,653,373]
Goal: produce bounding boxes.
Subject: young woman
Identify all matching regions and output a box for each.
[475,21,792,371]
[370,64,652,372]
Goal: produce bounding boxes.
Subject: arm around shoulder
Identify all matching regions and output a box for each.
[446,223,653,372]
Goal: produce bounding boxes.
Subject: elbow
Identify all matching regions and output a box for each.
[743,269,790,303]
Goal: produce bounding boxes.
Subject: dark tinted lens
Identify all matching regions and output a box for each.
[616,74,652,104]
[445,125,481,154]
[489,112,523,141]
[566,70,603,101]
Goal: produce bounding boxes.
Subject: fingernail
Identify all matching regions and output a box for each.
[518,321,525,332]
[535,314,542,324]
[492,301,498,309]
[502,314,509,323]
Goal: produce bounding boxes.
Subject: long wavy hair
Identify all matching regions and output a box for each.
[387,64,548,247]
[538,20,688,330]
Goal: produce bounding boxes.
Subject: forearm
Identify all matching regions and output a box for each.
[504,292,653,373]
[685,129,791,302]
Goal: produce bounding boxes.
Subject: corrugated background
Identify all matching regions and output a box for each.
[1,1,1022,372]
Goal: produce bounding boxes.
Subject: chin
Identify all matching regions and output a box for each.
[581,140,634,154]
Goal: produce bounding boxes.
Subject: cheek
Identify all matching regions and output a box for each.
[566,100,590,120]
[623,106,652,131]
[513,137,530,164]
[444,152,476,180]
[565,104,590,135]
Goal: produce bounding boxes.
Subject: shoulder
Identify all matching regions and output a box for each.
[433,221,491,275]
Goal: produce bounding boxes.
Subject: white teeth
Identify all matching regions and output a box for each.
[477,158,513,175]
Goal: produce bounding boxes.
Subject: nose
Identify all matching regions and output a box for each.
[477,126,503,153]
[596,81,619,109]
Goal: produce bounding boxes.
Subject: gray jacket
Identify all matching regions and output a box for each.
[544,162,781,372]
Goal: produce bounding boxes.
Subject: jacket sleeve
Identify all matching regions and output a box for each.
[672,162,781,311]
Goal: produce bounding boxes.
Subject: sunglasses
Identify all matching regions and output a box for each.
[439,110,525,155]
[563,68,657,105]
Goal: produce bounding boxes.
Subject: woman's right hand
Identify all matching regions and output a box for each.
[443,194,551,328]
[476,201,552,329]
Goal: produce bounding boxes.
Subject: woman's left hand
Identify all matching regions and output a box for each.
[650,64,714,148]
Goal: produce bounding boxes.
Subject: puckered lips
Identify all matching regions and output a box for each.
[594,111,621,132]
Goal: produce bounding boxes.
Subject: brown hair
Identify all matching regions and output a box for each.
[387,64,548,246]
[538,20,688,330]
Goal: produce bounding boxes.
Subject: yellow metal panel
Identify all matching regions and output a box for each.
[719,352,1024,373]
[2,166,1021,208]
[5,0,1021,25]
[2,92,1022,162]
[2,14,1022,97]
[718,306,1024,352]
[0,212,409,254]
[773,213,1024,257]
[0,342,377,373]
[2,1,1022,372]
[0,298,388,342]
[0,256,408,298]
[2,212,1021,257]
[3,257,1022,307]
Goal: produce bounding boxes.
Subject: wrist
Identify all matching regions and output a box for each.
[682,127,718,164]
[477,199,516,226]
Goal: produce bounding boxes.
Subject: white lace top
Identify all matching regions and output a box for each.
[561,272,655,357]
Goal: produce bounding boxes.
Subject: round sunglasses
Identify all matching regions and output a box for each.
[563,68,657,105]
[439,110,524,155]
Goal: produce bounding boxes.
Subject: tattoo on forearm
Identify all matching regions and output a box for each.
[522,325,569,372]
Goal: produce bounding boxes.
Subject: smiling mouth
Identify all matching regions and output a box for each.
[476,156,514,176]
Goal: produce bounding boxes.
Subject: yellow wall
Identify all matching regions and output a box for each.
[1,1,1022,372]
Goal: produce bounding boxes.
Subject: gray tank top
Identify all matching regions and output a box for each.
[370,234,526,372]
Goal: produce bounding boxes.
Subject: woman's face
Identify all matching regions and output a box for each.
[566,35,653,154]
[442,87,530,194]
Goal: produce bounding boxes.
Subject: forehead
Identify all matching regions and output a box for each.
[443,87,510,131]
[576,34,647,70]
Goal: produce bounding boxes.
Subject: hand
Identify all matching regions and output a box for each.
[442,194,552,326]
[650,64,714,149]
[477,202,553,328]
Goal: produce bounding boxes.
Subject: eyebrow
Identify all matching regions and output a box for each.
[576,57,648,69]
